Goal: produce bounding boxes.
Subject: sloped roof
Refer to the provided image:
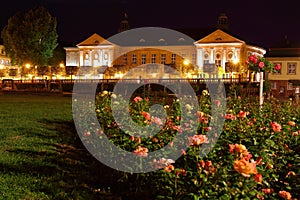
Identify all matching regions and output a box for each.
[76,33,114,46]
[194,29,245,44]
[266,47,300,57]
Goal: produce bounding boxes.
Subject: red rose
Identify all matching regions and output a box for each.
[274,63,281,71]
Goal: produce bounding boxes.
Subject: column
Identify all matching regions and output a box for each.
[222,48,227,71]
[197,48,203,71]
[210,48,214,64]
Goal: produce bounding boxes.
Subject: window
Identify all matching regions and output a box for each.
[123,54,127,65]
[151,54,156,64]
[132,54,137,64]
[171,54,176,64]
[215,60,221,67]
[141,54,146,64]
[192,53,196,64]
[228,52,233,60]
[287,63,296,74]
[94,53,98,60]
[271,82,277,89]
[85,53,89,60]
[272,62,282,74]
[288,82,293,90]
[215,53,221,67]
[204,53,209,60]
[161,54,166,64]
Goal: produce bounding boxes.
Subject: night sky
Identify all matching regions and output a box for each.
[1,0,300,49]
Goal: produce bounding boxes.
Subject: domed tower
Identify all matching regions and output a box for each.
[118,12,130,33]
[216,13,229,30]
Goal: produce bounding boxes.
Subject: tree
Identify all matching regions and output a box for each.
[1,6,58,67]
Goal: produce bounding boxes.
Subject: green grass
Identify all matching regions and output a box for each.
[0,94,118,200]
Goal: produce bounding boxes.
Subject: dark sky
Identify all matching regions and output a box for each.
[1,0,300,49]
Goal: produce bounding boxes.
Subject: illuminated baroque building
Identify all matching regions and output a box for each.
[0,44,17,78]
[64,14,266,80]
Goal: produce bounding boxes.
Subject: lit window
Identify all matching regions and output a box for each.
[271,82,277,89]
[123,54,127,65]
[288,82,293,90]
[287,63,296,75]
[132,54,137,64]
[142,54,146,64]
[228,52,233,60]
[85,53,89,60]
[171,54,176,64]
[192,53,196,64]
[161,54,166,64]
[151,54,156,64]
[215,53,221,67]
[94,53,98,60]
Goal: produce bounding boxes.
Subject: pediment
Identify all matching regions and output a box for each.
[76,33,114,46]
[194,29,245,44]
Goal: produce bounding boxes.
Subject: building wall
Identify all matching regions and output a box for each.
[267,57,300,98]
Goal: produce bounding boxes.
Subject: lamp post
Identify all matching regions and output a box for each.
[259,71,264,110]
[25,63,31,79]
[183,59,190,77]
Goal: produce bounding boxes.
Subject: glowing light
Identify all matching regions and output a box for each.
[59,63,65,68]
[0,64,4,69]
[183,59,190,66]
[232,58,239,64]
[25,64,31,69]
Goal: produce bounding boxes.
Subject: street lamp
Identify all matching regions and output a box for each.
[25,63,31,79]
[182,59,190,77]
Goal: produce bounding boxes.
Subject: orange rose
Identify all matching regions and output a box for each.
[229,144,248,156]
[133,146,148,157]
[278,191,292,200]
[164,165,175,172]
[141,111,151,121]
[234,158,257,177]
[254,173,263,183]
[270,121,281,132]
[288,121,296,126]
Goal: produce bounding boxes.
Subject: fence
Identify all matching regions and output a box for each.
[1,77,258,97]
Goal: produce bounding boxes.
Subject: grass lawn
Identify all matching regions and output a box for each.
[0,93,119,200]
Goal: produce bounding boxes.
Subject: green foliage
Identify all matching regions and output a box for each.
[1,6,58,67]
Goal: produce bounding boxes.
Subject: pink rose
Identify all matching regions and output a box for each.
[258,61,264,68]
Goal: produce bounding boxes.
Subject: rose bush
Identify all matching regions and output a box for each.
[246,54,281,73]
[76,90,300,199]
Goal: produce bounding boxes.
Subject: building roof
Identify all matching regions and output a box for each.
[266,47,300,57]
[194,29,245,44]
[107,27,195,46]
[76,33,114,46]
